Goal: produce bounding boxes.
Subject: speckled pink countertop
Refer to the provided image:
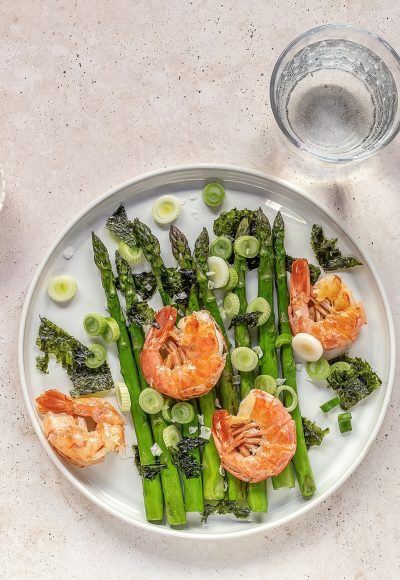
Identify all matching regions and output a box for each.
[1,1,399,578]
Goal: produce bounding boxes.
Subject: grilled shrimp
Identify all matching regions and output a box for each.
[36,389,125,467]
[288,258,366,351]
[212,389,296,483]
[140,306,226,400]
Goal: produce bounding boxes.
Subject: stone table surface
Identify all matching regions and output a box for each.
[1,1,399,579]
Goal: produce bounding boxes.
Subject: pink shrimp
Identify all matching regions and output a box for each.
[140,306,226,400]
[212,389,296,483]
[288,258,366,351]
[36,389,125,467]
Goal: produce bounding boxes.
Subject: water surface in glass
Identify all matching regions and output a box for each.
[272,35,400,162]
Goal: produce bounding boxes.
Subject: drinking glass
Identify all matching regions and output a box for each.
[270,25,400,163]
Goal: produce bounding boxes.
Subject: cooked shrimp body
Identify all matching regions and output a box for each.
[140,306,226,400]
[212,389,296,483]
[36,389,125,467]
[288,258,366,351]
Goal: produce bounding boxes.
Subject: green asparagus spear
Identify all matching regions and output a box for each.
[115,251,188,519]
[232,218,267,512]
[272,213,316,497]
[133,218,171,306]
[255,208,295,490]
[170,225,225,501]
[132,219,204,512]
[91,233,165,523]
[194,228,245,501]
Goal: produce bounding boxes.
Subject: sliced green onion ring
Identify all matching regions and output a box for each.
[210,236,232,260]
[85,343,107,369]
[246,297,271,326]
[223,293,240,318]
[254,374,277,394]
[115,382,131,412]
[171,402,195,424]
[47,275,78,303]
[231,347,259,372]
[83,313,107,336]
[275,385,298,413]
[234,235,260,258]
[306,358,331,380]
[320,396,341,413]
[202,183,225,207]
[275,333,293,349]
[221,267,239,291]
[118,241,144,266]
[161,397,175,423]
[163,424,182,449]
[103,317,121,343]
[206,256,229,288]
[330,361,352,373]
[152,195,181,225]
[138,388,164,414]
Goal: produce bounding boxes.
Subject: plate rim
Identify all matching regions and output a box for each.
[18,163,396,540]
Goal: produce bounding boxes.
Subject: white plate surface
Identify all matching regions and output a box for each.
[18,165,395,539]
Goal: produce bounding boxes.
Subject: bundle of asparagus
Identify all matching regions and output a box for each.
[90,204,315,524]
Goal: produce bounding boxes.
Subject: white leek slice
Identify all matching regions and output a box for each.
[151,195,181,225]
[47,275,77,303]
[206,256,229,288]
[292,333,323,362]
[115,382,131,412]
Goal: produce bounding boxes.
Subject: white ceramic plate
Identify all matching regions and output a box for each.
[18,165,395,539]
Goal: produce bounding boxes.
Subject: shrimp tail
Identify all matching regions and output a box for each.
[288,258,311,334]
[36,389,74,415]
[290,258,311,301]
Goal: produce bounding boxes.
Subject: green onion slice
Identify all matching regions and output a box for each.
[223,293,240,318]
[338,412,352,434]
[118,241,144,266]
[115,382,131,412]
[47,275,78,303]
[234,235,260,258]
[275,333,293,349]
[275,385,298,413]
[254,374,277,394]
[306,358,331,380]
[163,425,182,449]
[210,236,232,260]
[152,195,181,225]
[171,402,195,424]
[320,396,341,413]
[202,183,225,207]
[102,317,121,343]
[161,397,175,423]
[138,388,164,414]
[246,297,271,326]
[330,361,352,373]
[85,343,107,369]
[221,267,239,291]
[231,347,259,372]
[83,313,107,336]
[206,256,230,288]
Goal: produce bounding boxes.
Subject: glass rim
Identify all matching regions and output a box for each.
[269,24,400,163]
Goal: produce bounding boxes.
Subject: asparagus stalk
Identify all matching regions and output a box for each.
[170,226,225,501]
[272,213,316,497]
[133,218,171,306]
[232,218,267,512]
[194,228,245,501]
[133,219,204,512]
[115,251,188,520]
[256,208,295,490]
[91,233,165,523]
